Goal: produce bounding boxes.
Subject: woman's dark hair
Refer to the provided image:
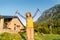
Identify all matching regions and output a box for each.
[25,12,31,17]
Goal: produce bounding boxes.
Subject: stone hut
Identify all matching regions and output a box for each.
[0,15,24,33]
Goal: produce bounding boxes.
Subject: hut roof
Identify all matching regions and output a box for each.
[0,15,25,27]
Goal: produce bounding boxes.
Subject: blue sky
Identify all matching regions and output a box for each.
[0,0,60,26]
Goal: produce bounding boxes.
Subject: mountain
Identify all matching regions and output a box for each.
[38,4,60,22]
[34,4,60,34]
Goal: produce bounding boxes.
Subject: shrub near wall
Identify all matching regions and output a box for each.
[0,32,22,40]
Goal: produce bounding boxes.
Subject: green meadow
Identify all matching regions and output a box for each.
[0,32,60,40]
[35,33,60,40]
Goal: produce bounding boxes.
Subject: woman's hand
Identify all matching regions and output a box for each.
[15,10,19,14]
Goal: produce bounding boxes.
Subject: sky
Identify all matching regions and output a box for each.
[0,0,60,26]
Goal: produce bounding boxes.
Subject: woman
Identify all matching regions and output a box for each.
[16,8,40,40]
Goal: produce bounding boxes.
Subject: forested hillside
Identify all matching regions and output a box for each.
[34,4,60,34]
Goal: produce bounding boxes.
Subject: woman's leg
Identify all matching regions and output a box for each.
[30,28,34,40]
[26,28,34,40]
[26,28,31,40]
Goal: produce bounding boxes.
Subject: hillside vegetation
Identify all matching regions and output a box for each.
[34,4,60,34]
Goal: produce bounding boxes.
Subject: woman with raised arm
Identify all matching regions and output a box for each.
[16,8,40,40]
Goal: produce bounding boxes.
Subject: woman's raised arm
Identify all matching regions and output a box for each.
[16,10,26,19]
[32,8,40,18]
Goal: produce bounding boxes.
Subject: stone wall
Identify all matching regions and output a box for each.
[0,18,4,29]
[6,18,24,32]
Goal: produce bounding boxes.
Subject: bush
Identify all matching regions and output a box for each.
[0,32,22,40]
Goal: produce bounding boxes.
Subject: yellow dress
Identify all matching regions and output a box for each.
[26,17,34,28]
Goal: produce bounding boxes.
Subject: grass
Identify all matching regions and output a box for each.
[21,32,60,40]
[0,32,22,40]
[35,33,60,40]
[19,32,60,40]
[0,32,60,40]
